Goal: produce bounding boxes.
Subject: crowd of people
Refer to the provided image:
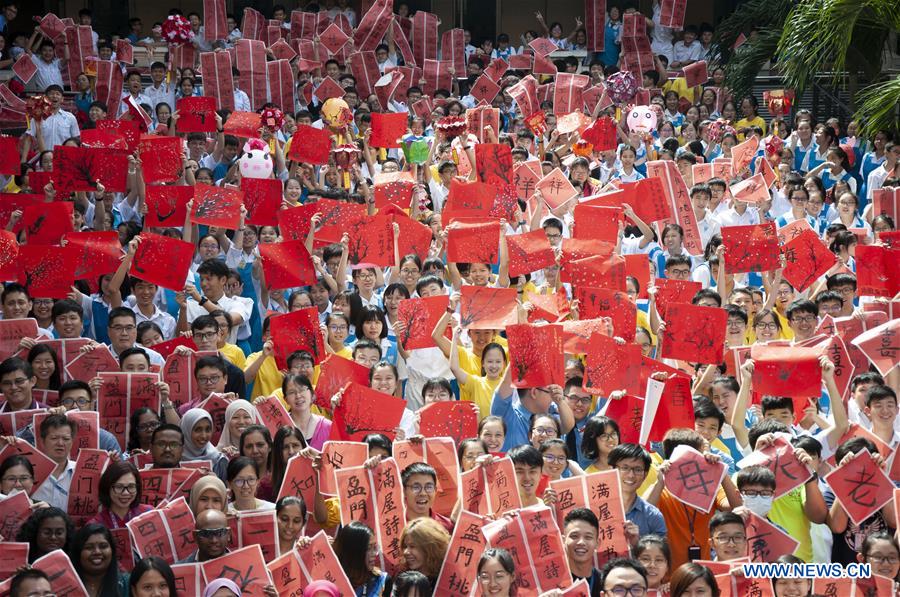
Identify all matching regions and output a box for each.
[0,0,899,596]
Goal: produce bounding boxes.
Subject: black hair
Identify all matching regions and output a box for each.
[334,521,380,586]
[736,464,776,490]
[709,511,745,534]
[866,385,897,408]
[39,413,75,440]
[392,571,432,595]
[239,425,273,470]
[747,418,790,451]
[761,396,794,414]
[151,423,184,445]
[507,444,543,468]
[27,343,60,390]
[191,314,220,334]
[16,507,74,562]
[196,259,230,279]
[98,460,143,509]
[693,397,725,431]
[194,354,228,377]
[51,299,83,321]
[275,495,308,526]
[128,407,160,452]
[633,534,671,564]
[72,524,120,597]
[835,436,878,465]
[607,443,651,470]
[10,569,52,597]
[119,346,151,368]
[599,558,648,591]
[401,462,437,485]
[226,455,260,482]
[790,434,822,459]
[564,507,599,531]
[272,426,308,495]
[129,557,177,597]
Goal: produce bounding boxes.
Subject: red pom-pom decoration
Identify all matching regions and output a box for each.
[161,15,194,45]
[261,107,284,132]
[606,71,638,106]
[25,95,54,121]
[434,116,468,140]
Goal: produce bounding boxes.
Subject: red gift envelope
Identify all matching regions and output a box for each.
[661,303,727,364]
[750,344,823,400]
[395,294,449,350]
[683,60,708,87]
[459,285,518,330]
[729,173,770,203]
[139,135,184,184]
[447,218,500,264]
[331,382,407,441]
[145,185,193,228]
[223,111,262,138]
[129,232,194,291]
[418,401,479,443]
[65,230,121,280]
[270,307,326,367]
[537,167,578,209]
[585,333,642,396]
[721,222,779,273]
[507,229,556,278]
[780,230,837,292]
[191,183,244,228]
[259,239,316,290]
[22,201,73,245]
[240,177,282,226]
[850,318,899,377]
[507,323,565,388]
[824,449,894,526]
[288,124,332,165]
[369,112,408,148]
[663,444,728,513]
[18,245,76,299]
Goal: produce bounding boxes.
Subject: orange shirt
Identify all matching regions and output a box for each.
[656,488,729,571]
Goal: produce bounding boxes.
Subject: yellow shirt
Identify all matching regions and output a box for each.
[767,485,810,562]
[245,352,283,400]
[460,374,501,421]
[735,116,767,139]
[219,343,246,369]
[662,77,699,103]
[335,346,353,360]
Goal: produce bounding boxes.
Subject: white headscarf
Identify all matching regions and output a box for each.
[180,408,222,461]
[216,399,260,450]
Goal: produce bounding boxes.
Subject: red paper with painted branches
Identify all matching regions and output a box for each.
[653,278,702,318]
[573,286,636,341]
[269,307,326,368]
[240,177,282,226]
[288,125,332,165]
[373,180,415,210]
[446,219,500,264]
[721,222,779,274]
[259,240,317,289]
[584,333,642,395]
[561,318,610,354]
[443,180,495,222]
[97,119,141,153]
[175,97,217,133]
[395,295,449,350]
[222,111,262,138]
[567,255,627,292]
[391,213,433,261]
[22,202,73,245]
[52,145,128,196]
[65,231,122,280]
[313,198,367,244]
[138,135,184,184]
[855,244,900,297]
[343,215,395,266]
[475,143,514,187]
[128,232,195,291]
[330,382,407,441]
[507,323,565,388]
[191,183,244,229]
[313,355,371,411]
[419,401,479,443]
[558,238,616,277]
[277,203,319,242]
[145,185,193,228]
[661,303,728,364]
[18,245,77,299]
[780,230,837,292]
[506,229,556,278]
[459,286,518,330]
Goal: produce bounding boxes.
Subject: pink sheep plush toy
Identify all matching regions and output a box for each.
[238,138,273,179]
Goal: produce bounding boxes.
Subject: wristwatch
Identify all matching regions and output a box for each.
[199,297,209,306]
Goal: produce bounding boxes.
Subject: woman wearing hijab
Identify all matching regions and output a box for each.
[180,409,229,480]
[217,400,260,458]
[302,581,341,597]
[202,577,278,597]
[189,475,228,515]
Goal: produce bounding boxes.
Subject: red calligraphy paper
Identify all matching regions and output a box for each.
[664,444,727,513]
[0,136,18,175]
[0,491,31,544]
[537,168,578,209]
[67,448,110,526]
[129,232,194,291]
[0,543,28,582]
[395,295,449,350]
[646,160,704,255]
[96,118,140,154]
[729,174,770,204]
[319,441,368,496]
[447,219,501,264]
[419,401,479,444]
[276,452,317,506]
[354,0,394,52]
[550,469,629,563]
[18,245,76,299]
[270,307,326,367]
[661,303,727,364]
[459,286,518,330]
[0,318,38,361]
[199,51,235,111]
[139,135,183,183]
[369,112,408,149]
[235,39,267,110]
[288,531,355,594]
[238,177,281,226]
[736,436,813,499]
[64,344,119,382]
[850,318,899,377]
[443,180,496,222]
[65,231,121,281]
[259,240,317,290]
[22,201,72,245]
[721,222,779,273]
[507,229,556,279]
[780,230,837,292]
[33,550,89,597]
[574,286,634,338]
[683,60,708,87]
[434,510,490,596]
[331,382,407,441]
[872,187,900,222]
[236,510,278,563]
[201,545,272,597]
[583,333,642,394]
[223,111,262,139]
[855,244,900,297]
[459,457,522,516]
[287,124,332,165]
[98,372,161,448]
[255,395,294,439]
[824,449,894,525]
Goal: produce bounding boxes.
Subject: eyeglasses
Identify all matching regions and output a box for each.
[137,421,160,432]
[668,268,691,277]
[754,322,779,331]
[24,592,56,597]
[616,465,647,476]
[197,375,223,385]
[424,392,451,401]
[399,268,420,275]
[638,556,668,567]
[606,586,647,597]
[565,395,593,406]
[196,527,230,539]
[194,331,218,342]
[790,315,817,324]
[328,325,348,333]
[726,319,746,328]
[355,271,376,279]
[742,490,774,498]
[478,572,511,583]
[599,433,618,441]
[405,483,436,494]
[533,427,556,436]
[33,299,54,307]
[111,483,138,495]
[61,397,93,408]
[543,454,566,464]
[152,441,182,451]
[713,534,747,544]
[0,377,30,388]
[232,477,258,488]
[2,475,32,484]
[109,324,137,332]
[868,555,900,565]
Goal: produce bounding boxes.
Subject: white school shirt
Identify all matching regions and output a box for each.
[27,109,79,149]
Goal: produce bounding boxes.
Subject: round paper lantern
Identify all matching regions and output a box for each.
[626,105,657,134]
[401,134,430,164]
[321,98,353,131]
[606,71,638,105]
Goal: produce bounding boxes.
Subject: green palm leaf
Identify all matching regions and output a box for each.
[854,76,900,139]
